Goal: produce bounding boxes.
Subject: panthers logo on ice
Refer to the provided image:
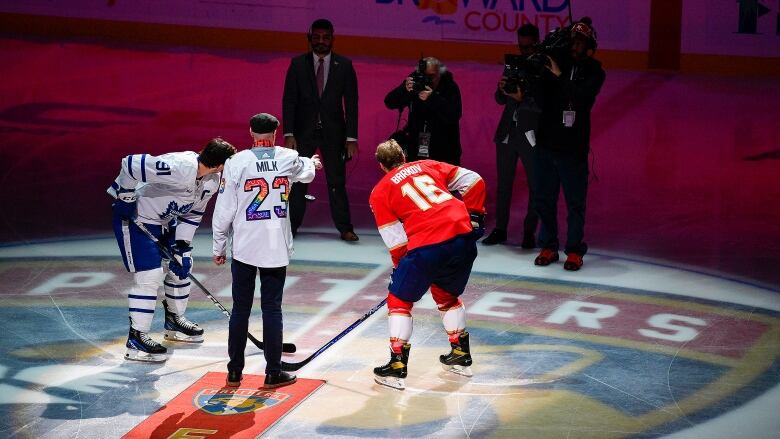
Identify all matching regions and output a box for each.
[194,388,289,416]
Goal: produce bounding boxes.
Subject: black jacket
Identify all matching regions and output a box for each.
[494,84,541,146]
[384,70,462,165]
[537,56,605,158]
[282,52,358,147]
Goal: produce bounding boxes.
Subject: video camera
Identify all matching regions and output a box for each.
[502,24,576,94]
[409,58,432,94]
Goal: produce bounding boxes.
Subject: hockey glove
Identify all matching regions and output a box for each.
[112,188,137,220]
[470,212,486,239]
[169,241,193,280]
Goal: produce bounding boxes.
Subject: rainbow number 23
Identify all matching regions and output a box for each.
[244,176,290,221]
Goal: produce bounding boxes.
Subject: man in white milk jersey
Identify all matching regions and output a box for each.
[212,113,321,389]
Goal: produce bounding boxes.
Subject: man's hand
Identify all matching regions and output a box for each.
[169,241,193,280]
[284,135,297,150]
[504,87,524,102]
[404,77,414,92]
[113,187,137,220]
[418,86,433,101]
[311,154,323,170]
[546,55,562,77]
[497,76,507,91]
[213,255,226,266]
[345,141,358,159]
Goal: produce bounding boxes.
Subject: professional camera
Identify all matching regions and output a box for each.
[501,23,577,94]
[502,54,542,94]
[409,58,432,93]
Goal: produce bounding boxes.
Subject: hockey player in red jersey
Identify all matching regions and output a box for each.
[369,139,486,389]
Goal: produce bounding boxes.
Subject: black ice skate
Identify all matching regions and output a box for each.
[373,343,410,390]
[125,327,168,362]
[163,299,204,343]
[440,332,473,377]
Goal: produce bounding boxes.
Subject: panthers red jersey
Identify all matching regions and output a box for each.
[369,160,486,266]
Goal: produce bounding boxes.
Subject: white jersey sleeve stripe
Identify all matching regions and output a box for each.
[378,221,408,250]
[448,167,481,196]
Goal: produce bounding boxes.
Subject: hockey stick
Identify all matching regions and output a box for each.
[132,219,297,354]
[281,298,387,371]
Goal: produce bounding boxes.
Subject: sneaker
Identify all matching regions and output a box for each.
[564,253,584,271]
[226,370,242,387]
[534,248,559,266]
[481,229,507,246]
[440,332,473,377]
[163,299,204,343]
[373,344,411,390]
[264,371,297,389]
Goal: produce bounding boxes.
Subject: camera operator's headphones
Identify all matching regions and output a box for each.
[571,17,598,51]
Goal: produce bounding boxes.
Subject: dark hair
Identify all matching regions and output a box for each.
[517,24,540,41]
[199,137,236,168]
[309,18,334,35]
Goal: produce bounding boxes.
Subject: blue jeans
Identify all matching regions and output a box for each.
[532,147,589,255]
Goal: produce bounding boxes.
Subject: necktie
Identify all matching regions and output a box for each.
[316,58,325,97]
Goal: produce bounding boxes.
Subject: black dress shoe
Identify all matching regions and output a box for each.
[340,231,359,242]
[226,370,242,387]
[264,371,297,389]
[521,234,536,249]
[481,229,507,246]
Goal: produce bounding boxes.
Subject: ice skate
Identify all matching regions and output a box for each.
[373,343,410,390]
[440,332,473,377]
[163,299,204,343]
[125,327,168,362]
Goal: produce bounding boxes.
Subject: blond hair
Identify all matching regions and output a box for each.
[375,139,406,170]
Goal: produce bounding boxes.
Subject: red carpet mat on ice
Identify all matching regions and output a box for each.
[122,372,325,438]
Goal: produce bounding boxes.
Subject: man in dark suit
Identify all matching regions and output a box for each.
[482,24,541,249]
[282,18,359,241]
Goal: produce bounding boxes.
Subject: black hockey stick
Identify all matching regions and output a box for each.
[281,298,387,371]
[132,219,296,354]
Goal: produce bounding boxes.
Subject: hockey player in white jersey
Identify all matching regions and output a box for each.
[213,113,321,388]
[108,138,236,362]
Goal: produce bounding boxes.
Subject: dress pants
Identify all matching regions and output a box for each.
[289,130,353,234]
[494,138,539,237]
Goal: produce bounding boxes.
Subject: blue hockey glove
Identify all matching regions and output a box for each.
[169,241,193,280]
[470,212,486,239]
[112,188,137,220]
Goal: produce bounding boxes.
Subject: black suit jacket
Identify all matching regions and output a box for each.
[282,52,358,147]
[493,86,541,146]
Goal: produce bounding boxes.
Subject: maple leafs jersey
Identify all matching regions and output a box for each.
[369,160,486,267]
[107,151,219,242]
[212,146,316,268]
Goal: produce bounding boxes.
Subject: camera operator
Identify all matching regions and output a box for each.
[532,17,605,271]
[384,57,463,165]
[483,24,542,249]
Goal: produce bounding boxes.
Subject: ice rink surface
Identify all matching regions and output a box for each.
[1,232,779,438]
